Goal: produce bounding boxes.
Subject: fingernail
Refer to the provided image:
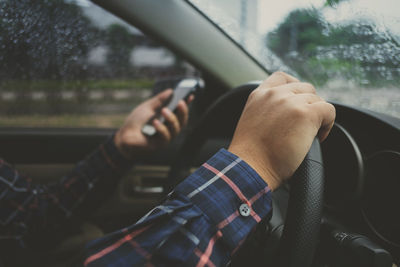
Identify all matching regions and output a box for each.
[162,108,172,116]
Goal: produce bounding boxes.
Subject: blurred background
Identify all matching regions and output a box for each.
[0,0,399,129]
[191,0,400,117]
[0,0,198,128]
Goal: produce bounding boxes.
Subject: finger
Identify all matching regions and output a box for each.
[176,100,189,127]
[261,71,300,89]
[274,82,317,95]
[149,89,173,109]
[153,119,171,144]
[310,102,336,142]
[161,107,180,137]
[291,93,323,104]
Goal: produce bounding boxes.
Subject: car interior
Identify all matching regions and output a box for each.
[0,0,399,266]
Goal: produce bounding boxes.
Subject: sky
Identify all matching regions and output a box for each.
[258,0,400,36]
[258,0,322,33]
[72,0,400,39]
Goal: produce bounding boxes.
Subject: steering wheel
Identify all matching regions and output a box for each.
[166,83,325,267]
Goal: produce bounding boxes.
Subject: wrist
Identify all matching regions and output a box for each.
[228,144,282,191]
[114,130,134,160]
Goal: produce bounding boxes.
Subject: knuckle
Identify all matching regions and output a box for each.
[248,89,257,99]
[277,95,289,106]
[291,105,309,119]
[272,71,286,77]
[298,82,316,94]
[327,103,336,117]
[248,89,261,101]
[328,102,336,111]
[302,82,316,93]
[265,87,278,98]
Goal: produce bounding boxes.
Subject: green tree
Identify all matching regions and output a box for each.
[266,6,400,87]
[0,0,97,81]
[0,0,98,114]
[325,0,347,7]
[105,24,136,77]
[267,9,325,58]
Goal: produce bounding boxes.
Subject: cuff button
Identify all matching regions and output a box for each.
[239,203,251,217]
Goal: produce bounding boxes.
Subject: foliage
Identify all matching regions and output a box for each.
[0,0,98,81]
[104,24,136,77]
[0,1,142,81]
[324,0,346,8]
[267,9,325,58]
[266,6,400,87]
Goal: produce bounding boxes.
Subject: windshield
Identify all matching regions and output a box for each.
[189,0,400,118]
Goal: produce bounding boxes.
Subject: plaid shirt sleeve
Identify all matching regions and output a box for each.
[0,136,132,260]
[83,148,272,266]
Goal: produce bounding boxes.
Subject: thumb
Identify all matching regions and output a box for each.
[149,89,173,109]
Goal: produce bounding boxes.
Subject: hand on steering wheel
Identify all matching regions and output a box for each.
[228,72,335,191]
[168,72,335,267]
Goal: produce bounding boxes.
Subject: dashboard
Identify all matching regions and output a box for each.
[320,103,400,263]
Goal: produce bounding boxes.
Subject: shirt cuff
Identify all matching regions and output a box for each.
[174,148,272,252]
[102,134,133,168]
[79,135,133,179]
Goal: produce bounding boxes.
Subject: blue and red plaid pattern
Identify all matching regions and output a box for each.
[83,149,272,266]
[0,136,132,266]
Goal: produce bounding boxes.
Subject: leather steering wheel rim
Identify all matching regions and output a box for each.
[166,82,324,267]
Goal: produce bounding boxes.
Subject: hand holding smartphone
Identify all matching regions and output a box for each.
[142,78,203,136]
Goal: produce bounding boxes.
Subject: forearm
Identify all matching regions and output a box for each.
[83,149,272,266]
[55,135,132,215]
[0,135,132,260]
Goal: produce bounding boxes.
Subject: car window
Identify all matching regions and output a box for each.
[0,0,199,128]
[189,0,400,118]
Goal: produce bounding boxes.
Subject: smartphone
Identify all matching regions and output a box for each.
[141,78,203,136]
